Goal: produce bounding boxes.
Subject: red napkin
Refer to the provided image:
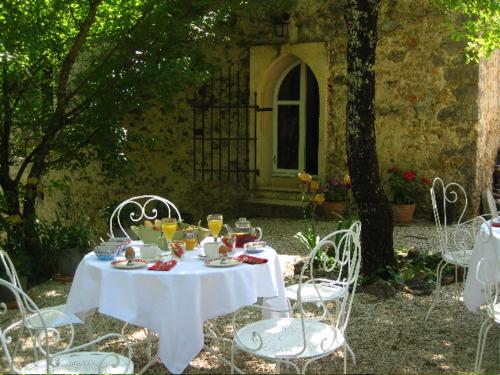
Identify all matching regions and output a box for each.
[492,222,500,228]
[236,255,268,265]
[148,260,177,271]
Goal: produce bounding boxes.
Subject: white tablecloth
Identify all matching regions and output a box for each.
[463,224,500,312]
[65,244,288,373]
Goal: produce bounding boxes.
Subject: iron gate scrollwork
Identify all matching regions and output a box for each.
[191,67,260,189]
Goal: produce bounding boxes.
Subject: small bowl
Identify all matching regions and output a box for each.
[106,238,131,253]
[94,244,120,260]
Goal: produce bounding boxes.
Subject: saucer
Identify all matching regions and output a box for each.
[111,259,148,269]
[205,257,241,267]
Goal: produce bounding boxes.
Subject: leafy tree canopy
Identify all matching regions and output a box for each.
[434,0,500,62]
[0,0,287,278]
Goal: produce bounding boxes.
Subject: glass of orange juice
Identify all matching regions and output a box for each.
[207,214,223,242]
[184,230,197,250]
[161,217,177,248]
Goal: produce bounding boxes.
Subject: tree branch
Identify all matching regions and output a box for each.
[1,61,13,187]
[53,0,103,123]
[65,3,155,103]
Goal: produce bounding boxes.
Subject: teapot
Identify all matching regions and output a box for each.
[223,217,262,248]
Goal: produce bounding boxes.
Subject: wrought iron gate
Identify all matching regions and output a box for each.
[191,67,259,189]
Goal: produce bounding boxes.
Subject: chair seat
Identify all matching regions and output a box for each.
[285,282,348,303]
[443,250,472,267]
[24,304,74,330]
[234,318,344,359]
[21,352,133,374]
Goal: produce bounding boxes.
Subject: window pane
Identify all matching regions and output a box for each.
[305,66,319,175]
[278,65,300,100]
[277,105,299,170]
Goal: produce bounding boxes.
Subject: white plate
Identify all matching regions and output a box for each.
[111,259,148,269]
[205,258,241,267]
[245,247,265,254]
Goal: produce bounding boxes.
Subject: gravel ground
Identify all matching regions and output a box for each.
[0,218,494,374]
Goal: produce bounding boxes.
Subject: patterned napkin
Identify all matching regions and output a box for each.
[236,254,268,265]
[148,260,177,271]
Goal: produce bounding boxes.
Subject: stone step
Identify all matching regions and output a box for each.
[253,185,302,201]
[239,198,304,218]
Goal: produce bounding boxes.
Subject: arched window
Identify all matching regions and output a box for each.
[273,61,319,175]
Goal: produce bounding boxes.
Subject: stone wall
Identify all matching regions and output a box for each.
[289,0,483,213]
[475,50,500,208]
[39,0,492,226]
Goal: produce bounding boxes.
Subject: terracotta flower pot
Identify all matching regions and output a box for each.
[392,203,416,224]
[322,201,347,220]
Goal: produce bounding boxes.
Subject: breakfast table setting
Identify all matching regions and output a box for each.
[64,213,289,374]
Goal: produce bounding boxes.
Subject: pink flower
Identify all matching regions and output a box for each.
[403,171,416,182]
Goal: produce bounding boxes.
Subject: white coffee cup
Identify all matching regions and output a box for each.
[203,242,220,259]
[141,244,160,260]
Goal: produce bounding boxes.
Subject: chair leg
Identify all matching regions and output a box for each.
[425,260,447,321]
[343,343,348,374]
[231,341,236,375]
[475,318,489,373]
[30,328,40,360]
[145,329,154,360]
[475,320,493,373]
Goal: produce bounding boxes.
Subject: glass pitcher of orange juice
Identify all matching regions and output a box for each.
[223,218,262,248]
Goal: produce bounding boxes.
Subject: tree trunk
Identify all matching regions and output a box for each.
[344,0,394,277]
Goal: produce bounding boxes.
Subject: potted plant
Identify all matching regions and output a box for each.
[387,166,431,224]
[39,216,96,281]
[321,176,351,220]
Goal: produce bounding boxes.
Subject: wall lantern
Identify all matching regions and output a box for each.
[272,12,290,38]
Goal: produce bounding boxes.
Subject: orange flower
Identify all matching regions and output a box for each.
[298,171,312,186]
[310,180,319,192]
[313,193,325,206]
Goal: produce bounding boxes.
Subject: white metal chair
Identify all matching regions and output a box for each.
[474,255,500,373]
[108,195,182,361]
[0,278,134,374]
[109,194,182,238]
[230,222,361,374]
[285,221,361,320]
[425,177,489,321]
[0,250,88,359]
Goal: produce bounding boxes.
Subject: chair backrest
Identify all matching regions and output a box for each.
[475,257,500,315]
[482,190,499,219]
[297,221,362,333]
[109,194,182,238]
[0,250,32,317]
[430,177,469,257]
[0,278,75,374]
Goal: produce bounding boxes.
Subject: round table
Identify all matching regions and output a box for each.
[65,244,288,374]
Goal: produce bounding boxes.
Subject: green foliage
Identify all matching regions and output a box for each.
[360,248,453,288]
[433,0,500,62]
[37,178,96,273]
[0,0,267,279]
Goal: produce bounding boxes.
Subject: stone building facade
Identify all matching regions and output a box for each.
[41,0,499,225]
